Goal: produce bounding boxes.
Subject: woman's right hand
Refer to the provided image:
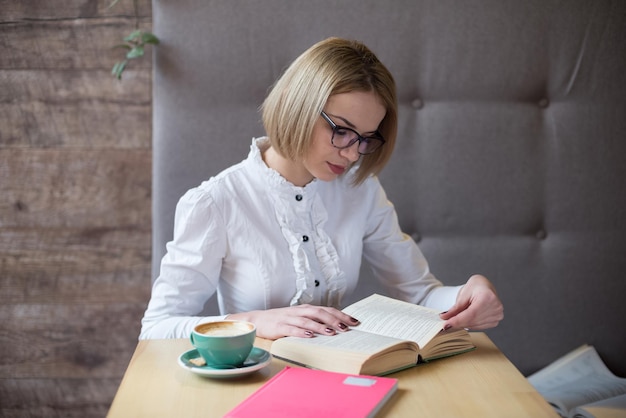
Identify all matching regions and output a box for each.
[226,305,360,340]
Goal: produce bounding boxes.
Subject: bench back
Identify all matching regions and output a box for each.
[152,0,626,376]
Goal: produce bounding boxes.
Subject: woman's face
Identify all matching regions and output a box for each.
[302,90,386,183]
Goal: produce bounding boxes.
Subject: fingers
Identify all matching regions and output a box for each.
[439,301,469,321]
[440,275,504,331]
[292,304,360,336]
[244,305,360,340]
[444,306,503,331]
[442,298,504,330]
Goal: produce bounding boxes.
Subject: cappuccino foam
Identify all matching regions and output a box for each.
[196,322,252,337]
[202,327,247,337]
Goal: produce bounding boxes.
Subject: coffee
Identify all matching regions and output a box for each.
[190,320,256,367]
[201,327,247,337]
[196,322,253,337]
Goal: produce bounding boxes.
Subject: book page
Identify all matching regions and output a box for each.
[540,374,626,417]
[278,329,412,355]
[571,393,626,418]
[528,345,626,416]
[343,294,444,349]
[528,345,595,383]
[270,329,418,375]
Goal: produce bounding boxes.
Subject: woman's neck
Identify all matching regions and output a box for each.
[262,146,313,187]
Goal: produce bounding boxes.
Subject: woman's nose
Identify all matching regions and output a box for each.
[340,141,361,162]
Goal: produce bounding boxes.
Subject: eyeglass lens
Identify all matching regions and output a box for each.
[332,128,383,154]
[321,111,384,155]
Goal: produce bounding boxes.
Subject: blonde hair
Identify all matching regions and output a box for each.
[261,37,397,185]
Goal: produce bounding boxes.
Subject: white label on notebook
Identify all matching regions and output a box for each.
[343,376,377,387]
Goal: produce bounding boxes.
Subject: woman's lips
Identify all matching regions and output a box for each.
[327,162,346,175]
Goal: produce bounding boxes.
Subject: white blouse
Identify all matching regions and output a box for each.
[140,138,461,339]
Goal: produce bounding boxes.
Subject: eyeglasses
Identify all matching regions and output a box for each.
[320,111,385,155]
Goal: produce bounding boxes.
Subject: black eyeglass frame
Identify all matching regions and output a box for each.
[320,111,386,155]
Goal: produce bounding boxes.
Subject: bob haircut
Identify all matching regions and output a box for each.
[261,37,398,185]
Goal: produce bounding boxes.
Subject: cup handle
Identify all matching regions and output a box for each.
[190,333,195,345]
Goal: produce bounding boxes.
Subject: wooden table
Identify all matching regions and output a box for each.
[107,333,557,417]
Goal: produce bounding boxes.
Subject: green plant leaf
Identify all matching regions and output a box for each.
[112,60,127,80]
[126,46,144,59]
[124,30,142,42]
[112,43,132,50]
[141,32,160,45]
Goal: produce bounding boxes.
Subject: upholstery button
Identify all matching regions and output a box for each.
[295,194,303,201]
[314,280,320,287]
[538,98,549,108]
[302,235,309,242]
[411,98,424,109]
[536,229,547,240]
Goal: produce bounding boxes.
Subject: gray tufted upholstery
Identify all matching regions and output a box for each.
[151,0,626,376]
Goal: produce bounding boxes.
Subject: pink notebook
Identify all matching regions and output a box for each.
[224,366,398,418]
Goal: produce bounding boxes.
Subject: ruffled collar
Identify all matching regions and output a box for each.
[248,136,319,192]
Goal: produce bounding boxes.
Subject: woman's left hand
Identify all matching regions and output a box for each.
[439,274,504,331]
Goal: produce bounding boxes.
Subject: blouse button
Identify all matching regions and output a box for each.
[302,235,309,242]
[314,280,320,287]
[295,194,303,201]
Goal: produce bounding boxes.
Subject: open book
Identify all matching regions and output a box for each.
[270,294,474,376]
[528,344,626,418]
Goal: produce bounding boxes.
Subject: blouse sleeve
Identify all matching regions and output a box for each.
[361,177,461,311]
[139,185,228,339]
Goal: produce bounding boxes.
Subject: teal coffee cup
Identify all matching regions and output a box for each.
[190,320,256,368]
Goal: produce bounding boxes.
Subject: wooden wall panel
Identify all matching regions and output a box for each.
[1,149,151,227]
[0,0,153,416]
[0,0,151,20]
[0,303,147,378]
[0,18,152,70]
[0,226,150,304]
[0,378,118,417]
[0,70,151,148]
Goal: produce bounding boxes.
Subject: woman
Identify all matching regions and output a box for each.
[140,37,503,340]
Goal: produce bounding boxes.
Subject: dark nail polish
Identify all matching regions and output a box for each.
[440,311,448,314]
[325,327,335,334]
[444,324,452,331]
[338,323,348,330]
[304,330,314,337]
[349,316,359,323]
